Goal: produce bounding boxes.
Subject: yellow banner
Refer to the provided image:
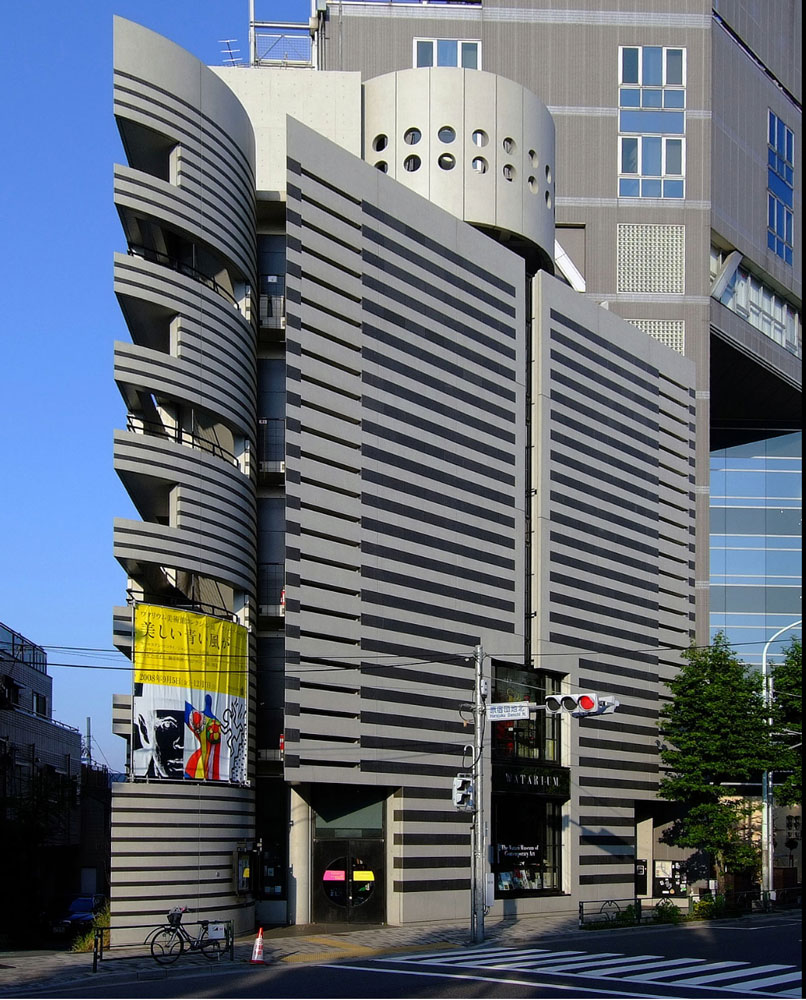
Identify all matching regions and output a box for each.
[133,605,247,698]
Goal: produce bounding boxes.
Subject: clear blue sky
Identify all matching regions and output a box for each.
[0,1,308,771]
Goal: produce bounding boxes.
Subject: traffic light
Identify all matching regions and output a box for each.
[545,692,600,716]
[452,774,475,812]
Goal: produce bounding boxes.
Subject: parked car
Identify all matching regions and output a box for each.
[51,894,106,936]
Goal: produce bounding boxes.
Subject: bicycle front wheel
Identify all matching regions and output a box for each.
[200,931,226,961]
[151,927,184,964]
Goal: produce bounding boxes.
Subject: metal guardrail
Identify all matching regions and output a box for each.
[126,243,240,310]
[92,919,235,972]
[579,887,802,928]
[126,414,240,466]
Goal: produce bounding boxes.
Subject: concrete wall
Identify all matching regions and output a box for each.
[283,118,527,922]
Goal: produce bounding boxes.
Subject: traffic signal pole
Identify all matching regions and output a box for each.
[472,642,486,944]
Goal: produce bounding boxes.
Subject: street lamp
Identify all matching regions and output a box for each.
[761,618,802,897]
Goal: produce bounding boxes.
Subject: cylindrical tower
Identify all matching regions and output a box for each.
[110,16,258,941]
[363,68,555,274]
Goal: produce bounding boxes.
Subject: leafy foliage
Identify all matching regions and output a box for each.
[658,633,778,882]
[772,637,802,807]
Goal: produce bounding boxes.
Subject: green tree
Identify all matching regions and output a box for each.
[772,637,802,807]
[658,633,778,887]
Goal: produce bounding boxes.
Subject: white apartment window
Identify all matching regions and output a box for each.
[712,248,801,356]
[415,38,480,69]
[618,46,686,198]
[767,110,794,265]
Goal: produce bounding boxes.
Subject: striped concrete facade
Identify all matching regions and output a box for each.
[282,120,526,922]
[532,273,696,907]
[108,14,700,933]
[110,19,258,940]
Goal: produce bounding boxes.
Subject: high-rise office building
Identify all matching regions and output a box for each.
[108,0,798,937]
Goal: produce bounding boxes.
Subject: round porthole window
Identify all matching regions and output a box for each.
[372,134,388,152]
[503,136,516,154]
[471,129,488,147]
[403,154,421,172]
[529,149,538,168]
[545,190,553,209]
[471,156,488,173]
[503,163,515,182]
[438,125,456,143]
[375,161,388,173]
[404,128,422,145]
[438,153,456,170]
[528,175,538,193]
[545,164,552,184]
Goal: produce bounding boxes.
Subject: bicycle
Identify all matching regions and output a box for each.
[148,907,227,964]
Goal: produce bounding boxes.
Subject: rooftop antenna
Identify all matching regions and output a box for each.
[220,39,243,65]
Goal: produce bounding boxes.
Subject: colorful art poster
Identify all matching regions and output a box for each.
[131,604,248,783]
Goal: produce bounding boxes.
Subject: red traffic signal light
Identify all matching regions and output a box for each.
[545,692,600,716]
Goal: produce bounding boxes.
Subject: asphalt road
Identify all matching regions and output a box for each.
[10,916,802,1000]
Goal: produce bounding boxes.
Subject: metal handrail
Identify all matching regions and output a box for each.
[126,243,240,309]
[126,415,239,466]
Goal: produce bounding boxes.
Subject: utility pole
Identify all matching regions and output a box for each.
[471,643,486,944]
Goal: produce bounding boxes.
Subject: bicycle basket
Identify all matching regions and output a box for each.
[167,908,184,927]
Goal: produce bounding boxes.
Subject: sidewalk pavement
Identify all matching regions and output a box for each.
[0,910,574,995]
[0,909,799,997]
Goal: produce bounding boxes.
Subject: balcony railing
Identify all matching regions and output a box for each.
[253,25,312,67]
[0,622,47,673]
[126,415,240,467]
[126,243,241,311]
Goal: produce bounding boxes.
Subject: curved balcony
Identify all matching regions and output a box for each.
[113,429,256,595]
[114,253,256,437]
[115,165,255,287]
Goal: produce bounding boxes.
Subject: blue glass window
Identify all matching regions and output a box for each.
[643,46,663,85]
[622,47,639,83]
[666,139,682,174]
[437,39,458,66]
[461,42,478,69]
[643,136,662,175]
[416,40,433,67]
[415,38,480,70]
[767,110,795,264]
[618,46,686,199]
[666,48,684,84]
[621,137,638,173]
[620,110,685,134]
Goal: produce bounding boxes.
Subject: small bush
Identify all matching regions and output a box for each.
[653,898,684,924]
[71,905,110,953]
[691,893,726,920]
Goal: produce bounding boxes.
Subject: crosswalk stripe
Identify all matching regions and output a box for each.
[382,946,549,963]
[677,963,795,986]
[729,970,802,990]
[505,953,624,971]
[567,956,699,977]
[625,960,747,981]
[380,944,801,995]
[428,948,565,966]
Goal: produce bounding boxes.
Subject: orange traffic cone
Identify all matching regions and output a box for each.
[250,927,265,964]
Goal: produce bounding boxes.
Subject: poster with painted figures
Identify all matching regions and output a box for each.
[132,604,248,784]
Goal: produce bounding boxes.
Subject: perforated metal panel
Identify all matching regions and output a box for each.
[617,223,685,293]
[625,318,686,354]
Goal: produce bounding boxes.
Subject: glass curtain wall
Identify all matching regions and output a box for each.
[710,431,802,666]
